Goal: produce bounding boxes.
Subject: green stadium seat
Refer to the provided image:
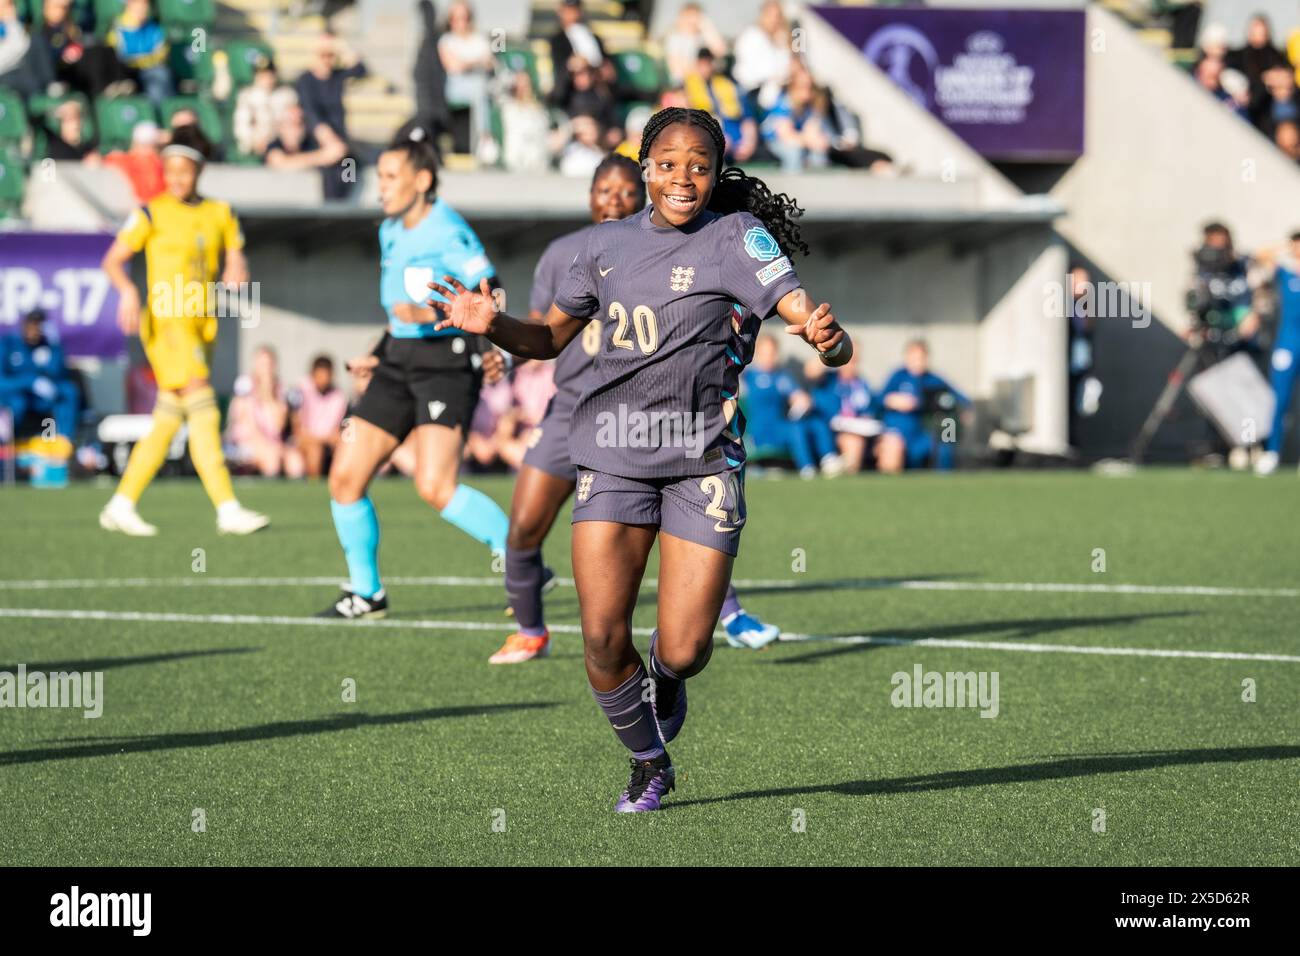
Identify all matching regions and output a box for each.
[496,46,540,94]
[95,96,157,151]
[0,90,27,145]
[157,0,215,29]
[160,95,224,146]
[0,151,26,217]
[612,50,665,97]
[93,0,124,36]
[224,39,275,89]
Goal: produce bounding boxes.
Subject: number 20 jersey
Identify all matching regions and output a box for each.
[553,206,803,479]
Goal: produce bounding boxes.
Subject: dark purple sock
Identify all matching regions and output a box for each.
[505,545,547,635]
[720,584,743,621]
[591,664,665,760]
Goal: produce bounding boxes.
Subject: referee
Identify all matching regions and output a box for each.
[318,129,510,619]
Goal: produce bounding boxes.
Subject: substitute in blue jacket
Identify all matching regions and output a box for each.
[317,128,510,619]
[876,339,970,474]
[0,311,80,440]
[743,335,843,478]
[1256,233,1300,475]
[808,353,875,472]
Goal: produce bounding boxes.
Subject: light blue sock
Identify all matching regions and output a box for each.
[439,483,509,555]
[330,497,381,598]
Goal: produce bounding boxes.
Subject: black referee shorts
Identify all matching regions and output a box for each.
[351,334,483,441]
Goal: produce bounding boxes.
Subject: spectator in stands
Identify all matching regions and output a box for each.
[1254,65,1300,141]
[549,0,613,113]
[233,56,297,159]
[614,103,650,160]
[106,0,172,107]
[875,340,971,474]
[39,0,127,100]
[557,61,621,149]
[0,0,55,98]
[44,97,99,161]
[662,3,726,88]
[733,0,792,113]
[818,76,894,173]
[743,335,843,479]
[1067,264,1101,449]
[500,69,553,173]
[1197,22,1229,68]
[412,0,450,144]
[226,345,296,478]
[1195,55,1247,119]
[103,120,164,202]
[805,354,875,473]
[1165,1,1203,52]
[266,103,350,200]
[1276,120,1300,162]
[438,0,497,163]
[686,48,759,163]
[559,112,604,177]
[0,310,79,443]
[288,354,347,479]
[465,358,553,471]
[761,63,831,172]
[1228,13,1288,105]
[295,32,366,149]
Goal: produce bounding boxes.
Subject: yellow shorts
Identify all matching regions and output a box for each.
[142,314,216,391]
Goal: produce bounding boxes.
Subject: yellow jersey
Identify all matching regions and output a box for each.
[117,192,244,322]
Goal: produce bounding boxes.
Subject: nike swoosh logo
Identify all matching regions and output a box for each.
[599,266,614,277]
[611,716,642,730]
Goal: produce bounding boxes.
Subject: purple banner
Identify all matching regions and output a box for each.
[0,232,123,358]
[814,6,1085,161]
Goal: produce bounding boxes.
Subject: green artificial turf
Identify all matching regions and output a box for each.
[0,470,1296,865]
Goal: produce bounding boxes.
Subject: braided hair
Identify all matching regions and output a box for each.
[638,107,808,258]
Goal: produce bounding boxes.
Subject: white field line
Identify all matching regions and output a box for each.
[0,575,1295,599]
[0,607,1297,664]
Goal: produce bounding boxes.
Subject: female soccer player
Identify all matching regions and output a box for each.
[99,125,270,537]
[317,130,510,619]
[492,153,782,664]
[430,108,852,811]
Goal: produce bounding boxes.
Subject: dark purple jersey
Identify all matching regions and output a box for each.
[554,207,801,478]
[530,224,602,400]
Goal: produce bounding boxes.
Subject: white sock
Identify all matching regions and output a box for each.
[217,500,242,519]
[108,494,135,512]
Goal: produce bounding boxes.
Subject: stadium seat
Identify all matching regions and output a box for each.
[0,151,26,218]
[161,95,224,146]
[612,50,665,98]
[496,46,540,94]
[0,90,27,147]
[93,0,124,36]
[224,39,275,89]
[29,92,97,143]
[157,0,215,30]
[95,96,158,152]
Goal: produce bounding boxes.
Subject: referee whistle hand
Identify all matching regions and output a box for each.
[427,275,496,335]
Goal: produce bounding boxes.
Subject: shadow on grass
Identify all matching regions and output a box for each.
[768,611,1197,665]
[667,745,1300,808]
[0,701,558,766]
[0,647,260,675]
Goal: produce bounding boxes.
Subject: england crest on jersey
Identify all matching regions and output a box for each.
[670,266,695,292]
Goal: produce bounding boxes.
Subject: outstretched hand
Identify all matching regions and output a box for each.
[428,275,497,336]
[785,301,844,354]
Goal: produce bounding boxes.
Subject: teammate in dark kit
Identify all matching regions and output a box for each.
[491,153,782,664]
[429,108,853,812]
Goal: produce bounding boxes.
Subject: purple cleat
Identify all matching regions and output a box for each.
[614,754,676,813]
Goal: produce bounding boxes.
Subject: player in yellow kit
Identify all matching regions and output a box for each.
[98,125,270,536]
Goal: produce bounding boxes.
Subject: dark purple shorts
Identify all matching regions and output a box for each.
[522,391,579,484]
[570,462,747,556]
